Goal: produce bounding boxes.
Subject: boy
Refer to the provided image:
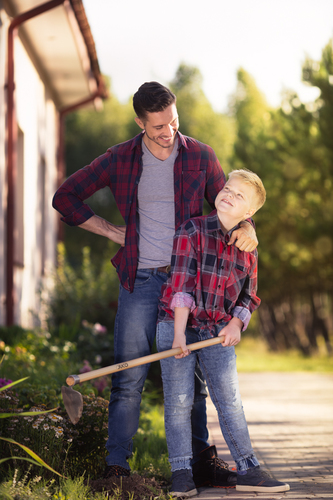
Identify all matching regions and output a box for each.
[157,169,290,497]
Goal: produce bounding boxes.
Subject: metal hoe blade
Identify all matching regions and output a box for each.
[61,386,83,424]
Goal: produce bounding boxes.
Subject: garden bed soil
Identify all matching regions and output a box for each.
[87,473,168,499]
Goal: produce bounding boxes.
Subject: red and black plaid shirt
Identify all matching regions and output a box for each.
[158,210,261,334]
[53,132,226,291]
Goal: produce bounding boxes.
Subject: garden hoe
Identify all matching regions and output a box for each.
[62,335,225,424]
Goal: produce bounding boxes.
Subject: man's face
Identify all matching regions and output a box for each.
[215,177,256,222]
[135,103,179,150]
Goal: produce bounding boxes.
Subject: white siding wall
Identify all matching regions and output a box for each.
[0,5,10,325]
[0,6,59,327]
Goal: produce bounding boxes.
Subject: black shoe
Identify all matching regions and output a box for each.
[103,465,130,479]
[236,466,290,492]
[192,445,236,488]
[170,469,198,498]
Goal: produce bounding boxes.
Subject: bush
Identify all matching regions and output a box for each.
[0,327,78,391]
[48,243,119,337]
[0,384,169,483]
[0,391,109,479]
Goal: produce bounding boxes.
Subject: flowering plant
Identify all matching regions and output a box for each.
[0,377,12,388]
[0,382,109,479]
[0,376,63,476]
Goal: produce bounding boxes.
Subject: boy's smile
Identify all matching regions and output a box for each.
[215,178,256,230]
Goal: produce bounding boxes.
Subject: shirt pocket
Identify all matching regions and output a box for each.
[225,263,249,301]
[182,168,206,219]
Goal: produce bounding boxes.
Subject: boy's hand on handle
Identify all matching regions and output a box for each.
[173,306,191,358]
[218,317,243,346]
[173,335,191,358]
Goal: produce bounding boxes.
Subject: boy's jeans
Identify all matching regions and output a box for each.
[105,269,209,469]
[156,321,260,472]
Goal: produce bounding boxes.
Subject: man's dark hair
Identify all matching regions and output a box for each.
[133,82,176,121]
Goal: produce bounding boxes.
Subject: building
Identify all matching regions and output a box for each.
[0,0,107,327]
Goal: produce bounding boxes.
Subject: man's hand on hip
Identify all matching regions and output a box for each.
[80,215,126,246]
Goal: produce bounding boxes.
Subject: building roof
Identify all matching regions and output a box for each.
[7,0,108,108]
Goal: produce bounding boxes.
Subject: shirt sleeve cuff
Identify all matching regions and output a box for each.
[232,306,252,331]
[60,205,95,226]
[170,292,196,312]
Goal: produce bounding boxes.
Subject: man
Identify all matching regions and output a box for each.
[53,82,258,487]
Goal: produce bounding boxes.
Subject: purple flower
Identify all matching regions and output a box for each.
[79,360,92,374]
[0,378,13,388]
[93,323,107,335]
[94,377,108,395]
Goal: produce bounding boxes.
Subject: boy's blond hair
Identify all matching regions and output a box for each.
[228,169,266,212]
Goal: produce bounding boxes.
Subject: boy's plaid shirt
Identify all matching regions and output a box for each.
[52,132,226,291]
[158,210,261,334]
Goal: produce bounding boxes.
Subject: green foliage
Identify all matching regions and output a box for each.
[0,391,109,479]
[302,39,333,158]
[0,472,109,499]
[236,335,333,372]
[0,470,57,500]
[0,326,27,347]
[0,380,169,497]
[65,88,134,178]
[47,243,118,366]
[130,403,170,481]
[0,326,168,487]
[170,63,236,173]
[0,326,78,392]
[229,50,333,354]
[54,476,108,499]
[0,378,63,479]
[63,85,134,267]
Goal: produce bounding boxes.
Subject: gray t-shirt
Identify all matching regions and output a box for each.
[137,139,179,269]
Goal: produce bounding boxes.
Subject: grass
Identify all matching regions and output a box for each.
[236,336,333,372]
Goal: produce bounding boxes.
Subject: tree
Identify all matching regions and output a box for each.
[230,62,333,355]
[64,81,135,267]
[170,63,235,173]
[302,39,333,163]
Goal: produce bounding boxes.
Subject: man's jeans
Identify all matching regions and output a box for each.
[106,269,209,469]
[156,321,260,472]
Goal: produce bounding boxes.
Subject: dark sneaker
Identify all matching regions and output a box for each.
[236,466,290,492]
[103,465,130,479]
[170,469,198,498]
[192,445,236,488]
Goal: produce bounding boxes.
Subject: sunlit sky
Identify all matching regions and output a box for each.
[83,0,333,113]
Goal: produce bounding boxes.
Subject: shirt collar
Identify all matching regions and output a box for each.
[130,132,145,151]
[207,210,242,238]
[177,131,188,149]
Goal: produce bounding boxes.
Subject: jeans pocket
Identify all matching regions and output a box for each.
[134,269,152,287]
[156,322,173,352]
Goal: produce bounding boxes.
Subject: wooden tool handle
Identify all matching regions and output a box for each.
[66,335,224,386]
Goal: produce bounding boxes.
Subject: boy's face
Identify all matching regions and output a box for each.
[215,177,256,223]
